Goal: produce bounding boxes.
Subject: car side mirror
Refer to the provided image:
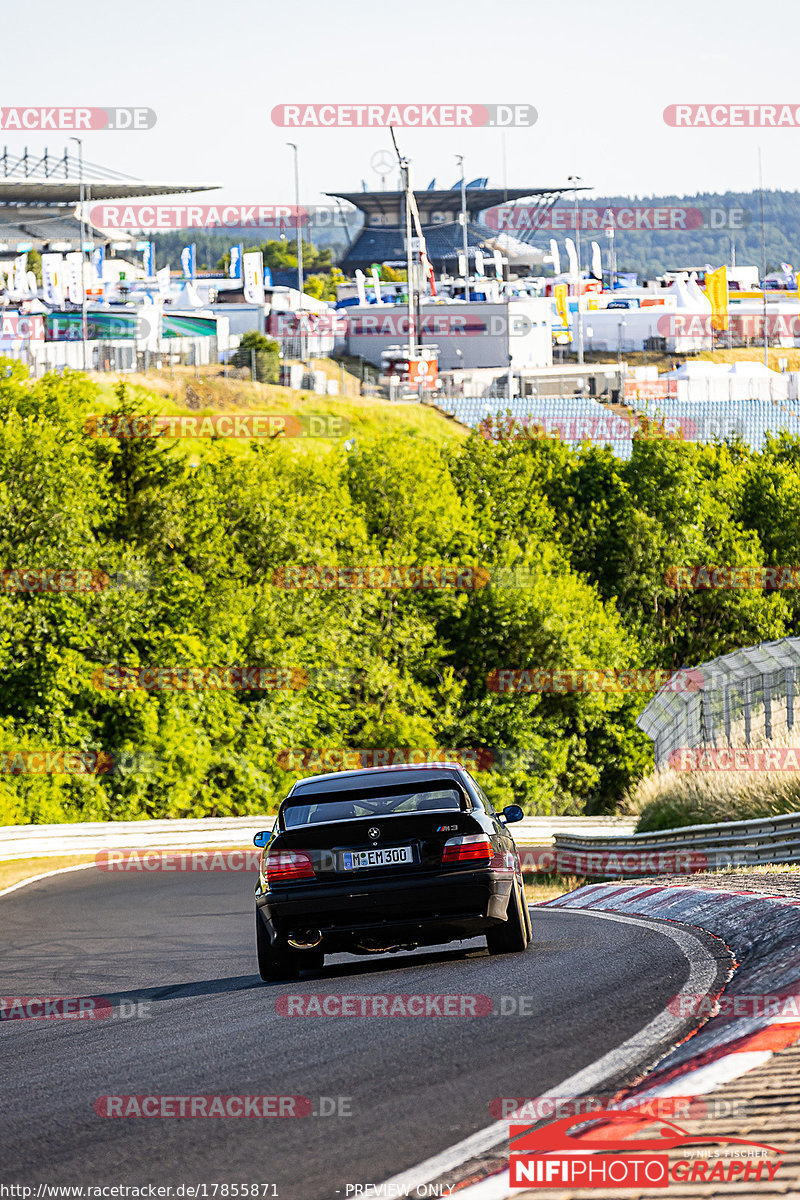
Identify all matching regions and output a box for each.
[501,804,524,824]
[253,829,272,848]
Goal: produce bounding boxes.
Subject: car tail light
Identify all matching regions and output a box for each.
[442,834,492,864]
[264,849,315,884]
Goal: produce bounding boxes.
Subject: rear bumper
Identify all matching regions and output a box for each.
[256,867,515,952]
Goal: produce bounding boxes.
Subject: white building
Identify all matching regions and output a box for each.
[345,298,552,370]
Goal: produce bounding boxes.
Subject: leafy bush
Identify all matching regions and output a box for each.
[231,332,280,383]
[3,366,800,823]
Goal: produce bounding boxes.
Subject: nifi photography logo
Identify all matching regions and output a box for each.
[508,1107,784,1189]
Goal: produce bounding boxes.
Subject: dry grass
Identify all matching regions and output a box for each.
[624,728,800,831]
[0,855,95,893]
[713,862,800,876]
[523,873,588,904]
[90,364,465,459]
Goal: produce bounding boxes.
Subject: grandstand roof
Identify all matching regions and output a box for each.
[0,180,217,204]
[0,146,219,250]
[326,186,579,221]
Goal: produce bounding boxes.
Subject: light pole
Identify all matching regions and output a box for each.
[286,143,304,298]
[69,136,89,371]
[455,155,470,301]
[568,175,584,364]
[605,226,616,291]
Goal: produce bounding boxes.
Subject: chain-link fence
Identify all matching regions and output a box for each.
[638,638,800,767]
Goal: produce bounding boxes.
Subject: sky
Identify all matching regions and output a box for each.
[3,0,800,209]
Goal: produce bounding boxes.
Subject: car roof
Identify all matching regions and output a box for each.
[288,763,472,796]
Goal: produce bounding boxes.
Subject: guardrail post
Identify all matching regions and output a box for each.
[723,681,731,744]
[764,673,773,741]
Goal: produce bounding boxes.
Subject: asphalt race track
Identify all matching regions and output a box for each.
[2,869,711,1199]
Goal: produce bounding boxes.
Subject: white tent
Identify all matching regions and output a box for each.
[686,274,712,313]
[173,282,204,309]
[664,276,695,310]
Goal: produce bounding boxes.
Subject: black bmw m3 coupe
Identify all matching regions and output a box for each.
[253,762,531,981]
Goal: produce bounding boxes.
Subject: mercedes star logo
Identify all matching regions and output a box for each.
[370,149,395,176]
[368,826,380,840]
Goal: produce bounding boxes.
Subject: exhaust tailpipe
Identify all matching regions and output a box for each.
[287,928,323,950]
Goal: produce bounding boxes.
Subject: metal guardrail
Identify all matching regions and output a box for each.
[0,814,637,861]
[550,810,800,874]
[0,816,271,861]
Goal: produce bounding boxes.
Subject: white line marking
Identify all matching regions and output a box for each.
[380,907,721,1195]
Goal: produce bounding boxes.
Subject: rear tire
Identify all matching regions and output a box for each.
[256,912,300,982]
[486,880,531,955]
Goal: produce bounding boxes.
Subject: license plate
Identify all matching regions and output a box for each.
[341,846,414,870]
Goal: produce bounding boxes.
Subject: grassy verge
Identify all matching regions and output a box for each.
[624,766,800,833]
[90,363,466,459]
[0,856,95,893]
[711,862,800,877]
[523,872,589,904]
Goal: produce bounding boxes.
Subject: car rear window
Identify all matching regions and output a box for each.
[282,785,464,828]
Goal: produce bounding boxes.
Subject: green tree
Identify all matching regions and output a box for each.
[231,331,281,383]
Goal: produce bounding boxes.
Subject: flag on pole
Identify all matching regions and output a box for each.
[65,252,83,303]
[564,238,578,284]
[180,244,196,280]
[12,253,27,293]
[705,266,729,332]
[242,251,265,304]
[156,266,171,299]
[41,254,64,307]
[142,242,155,277]
[92,246,105,282]
[229,244,243,280]
[591,241,602,281]
[553,282,571,338]
[549,239,561,276]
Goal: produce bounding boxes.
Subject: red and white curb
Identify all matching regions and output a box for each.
[380,900,726,1198]
[552,883,800,1106]
[386,884,800,1199]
